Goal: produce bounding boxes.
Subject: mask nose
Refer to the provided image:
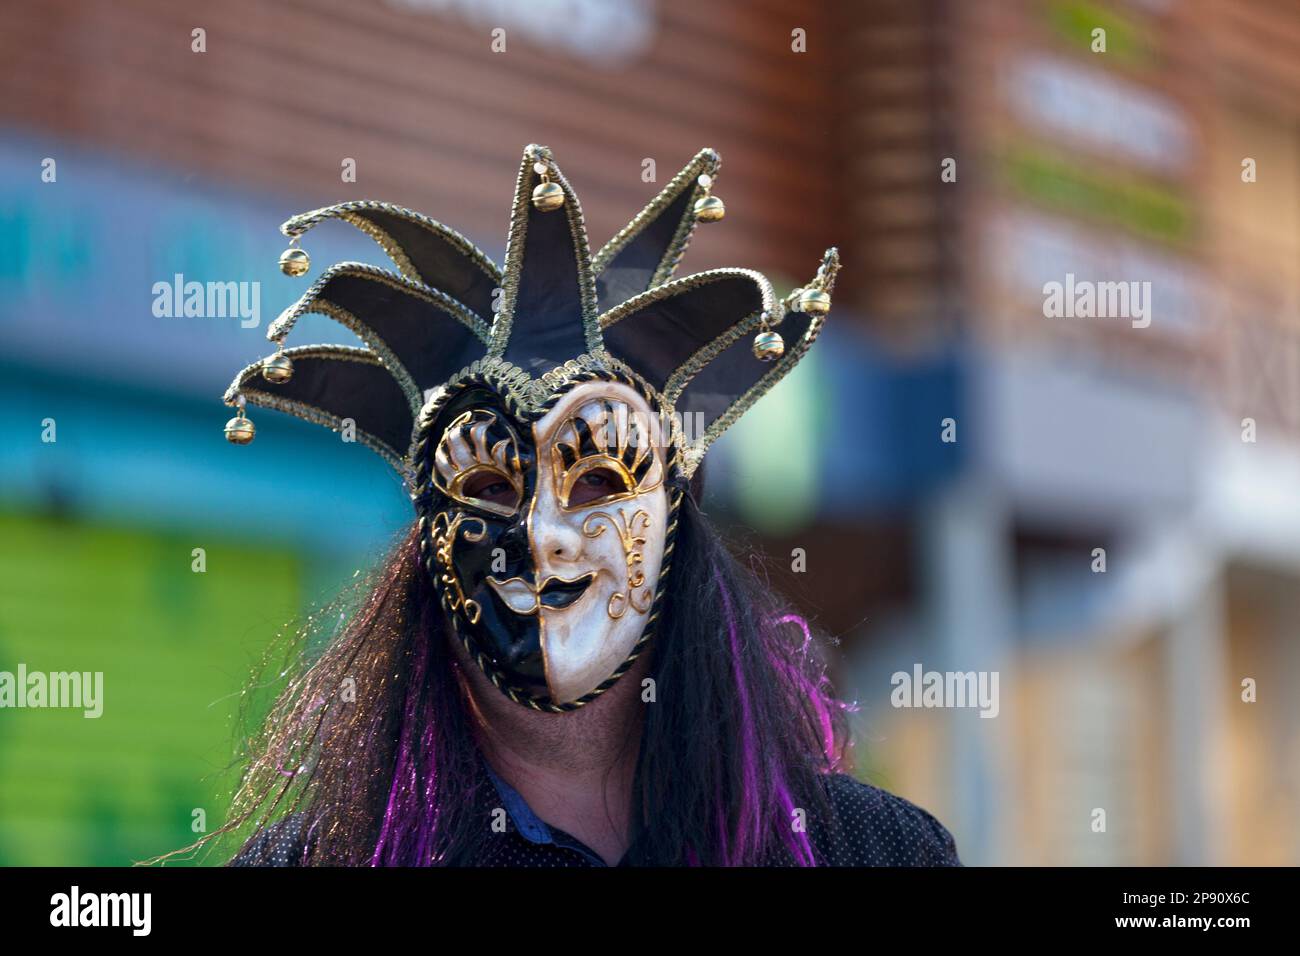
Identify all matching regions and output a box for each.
[534,519,584,563]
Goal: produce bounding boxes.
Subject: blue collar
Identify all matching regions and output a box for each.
[482,760,609,866]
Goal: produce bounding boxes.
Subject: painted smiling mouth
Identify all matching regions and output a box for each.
[537,573,595,610]
[486,573,595,615]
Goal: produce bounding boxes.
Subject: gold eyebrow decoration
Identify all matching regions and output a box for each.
[432,409,524,517]
[551,398,664,510]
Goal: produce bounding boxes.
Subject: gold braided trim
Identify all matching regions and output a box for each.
[598,264,780,369]
[223,344,414,479]
[662,306,771,406]
[490,145,602,360]
[591,147,721,290]
[531,351,622,404]
[337,211,422,283]
[822,246,842,291]
[682,315,823,475]
[417,356,539,430]
[280,199,501,298]
[489,148,535,357]
[268,262,492,346]
[789,246,842,301]
[597,266,778,333]
[292,300,423,419]
[682,249,841,474]
[416,351,685,457]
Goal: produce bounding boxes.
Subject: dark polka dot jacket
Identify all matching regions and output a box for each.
[231,767,961,867]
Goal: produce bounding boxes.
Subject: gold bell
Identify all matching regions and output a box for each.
[531,180,565,212]
[224,411,255,445]
[279,246,310,277]
[797,287,831,316]
[752,330,785,362]
[261,350,294,384]
[694,195,725,222]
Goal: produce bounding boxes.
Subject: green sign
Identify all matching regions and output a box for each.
[1001,144,1195,245]
[0,511,302,865]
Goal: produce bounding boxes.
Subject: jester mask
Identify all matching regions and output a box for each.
[224,145,837,712]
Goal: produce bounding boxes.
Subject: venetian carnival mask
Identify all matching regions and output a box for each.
[223,144,838,711]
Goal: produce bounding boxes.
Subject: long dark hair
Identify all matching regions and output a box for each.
[156,493,852,866]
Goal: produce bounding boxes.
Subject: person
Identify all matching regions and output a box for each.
[199,144,959,867]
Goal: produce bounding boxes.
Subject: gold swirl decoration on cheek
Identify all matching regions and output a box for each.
[582,508,652,620]
[430,511,488,624]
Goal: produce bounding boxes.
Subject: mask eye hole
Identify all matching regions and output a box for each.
[564,463,633,508]
[432,408,525,516]
[461,469,521,512]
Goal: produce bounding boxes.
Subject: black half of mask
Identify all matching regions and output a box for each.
[422,385,546,692]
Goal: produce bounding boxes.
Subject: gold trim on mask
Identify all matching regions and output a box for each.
[582,508,652,620]
[558,454,637,510]
[430,511,487,624]
[432,409,524,517]
[550,397,664,512]
[485,575,540,616]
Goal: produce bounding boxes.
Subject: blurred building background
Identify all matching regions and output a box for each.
[1,0,1297,865]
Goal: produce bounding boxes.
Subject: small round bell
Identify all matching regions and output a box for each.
[279,246,310,277]
[531,181,565,212]
[261,351,294,384]
[694,195,725,222]
[224,412,255,445]
[752,330,785,362]
[797,287,831,315]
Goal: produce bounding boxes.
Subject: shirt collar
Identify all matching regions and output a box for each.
[481,759,551,843]
[480,756,609,866]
